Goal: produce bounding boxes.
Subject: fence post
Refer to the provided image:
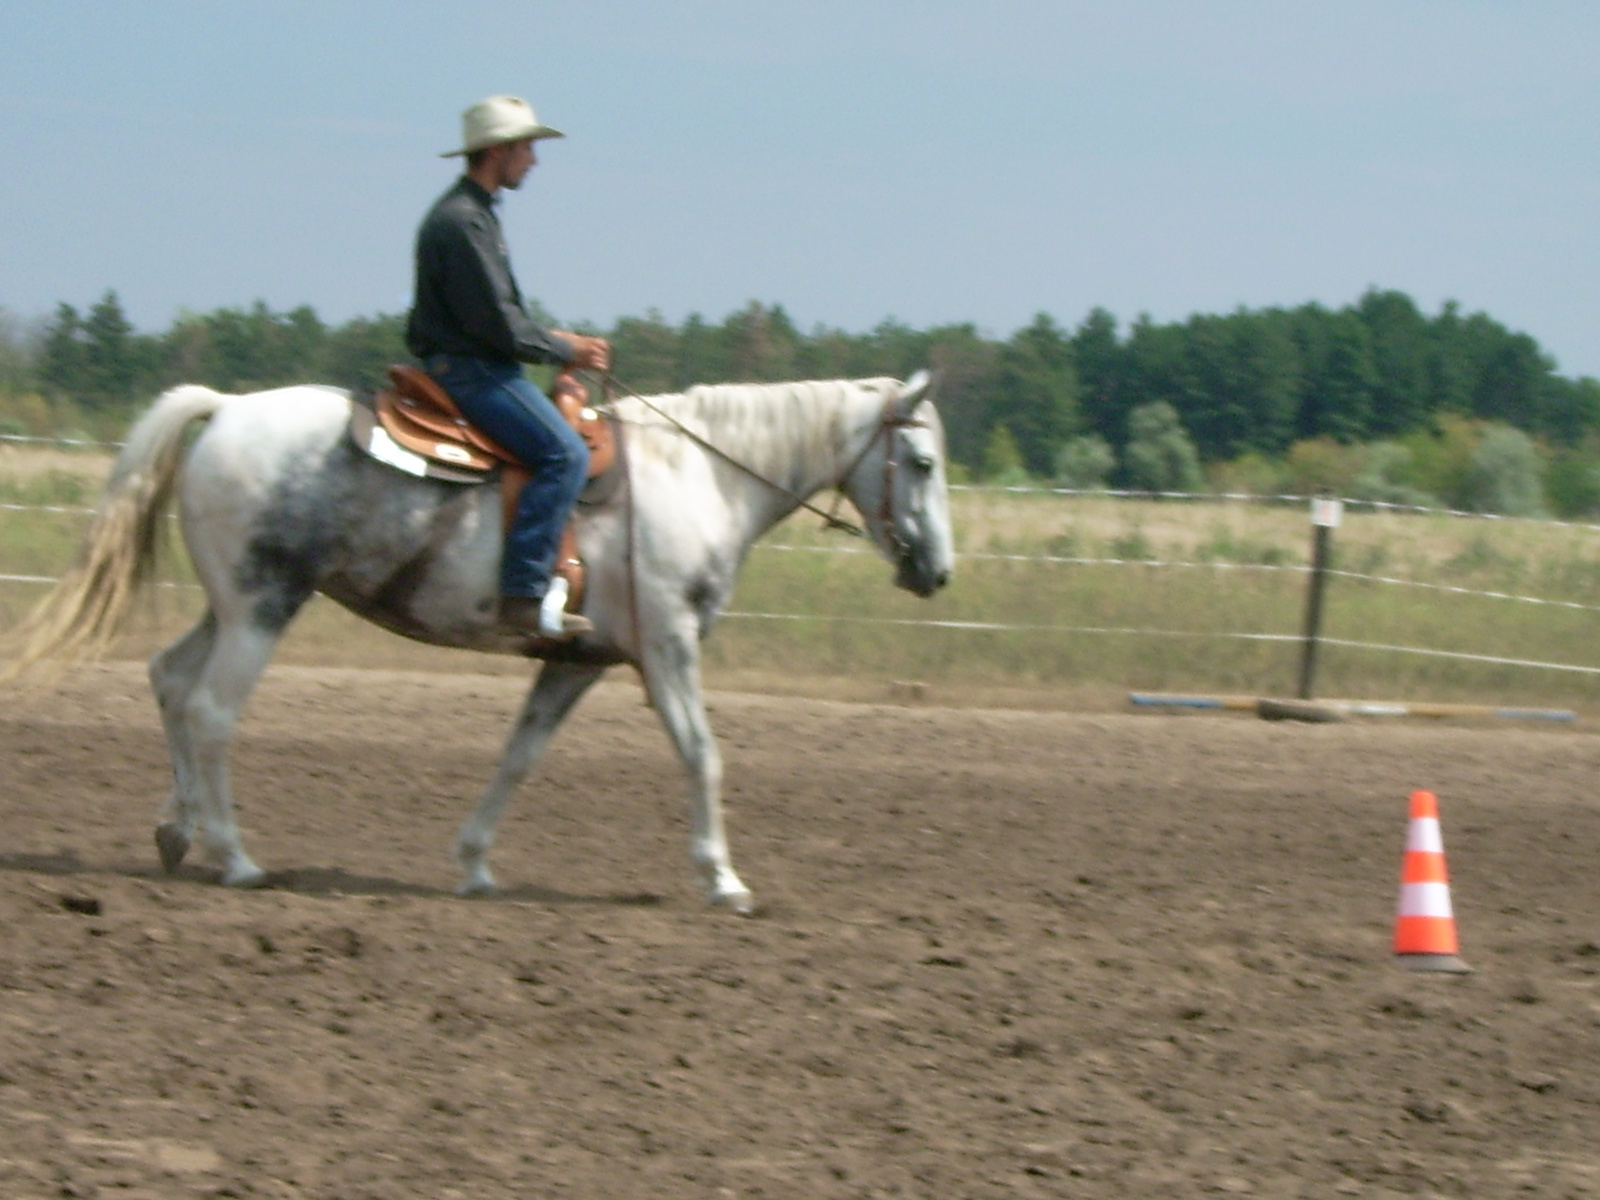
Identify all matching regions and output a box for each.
[1297,493,1343,699]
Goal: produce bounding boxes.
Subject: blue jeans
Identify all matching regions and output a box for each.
[425,354,589,599]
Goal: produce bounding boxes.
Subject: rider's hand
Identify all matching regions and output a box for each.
[560,334,611,374]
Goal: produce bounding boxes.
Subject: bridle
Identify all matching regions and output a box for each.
[823,390,933,557]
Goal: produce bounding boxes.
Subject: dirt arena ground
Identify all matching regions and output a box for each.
[2,662,1599,1199]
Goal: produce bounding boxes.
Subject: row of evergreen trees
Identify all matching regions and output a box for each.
[17,295,403,414]
[3,288,1599,515]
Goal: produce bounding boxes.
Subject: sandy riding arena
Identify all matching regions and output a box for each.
[3,662,1599,1198]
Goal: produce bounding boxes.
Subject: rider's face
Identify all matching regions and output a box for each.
[499,139,536,190]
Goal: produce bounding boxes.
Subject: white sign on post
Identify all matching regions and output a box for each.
[1311,496,1344,528]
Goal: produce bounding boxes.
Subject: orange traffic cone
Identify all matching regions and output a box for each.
[1394,790,1472,973]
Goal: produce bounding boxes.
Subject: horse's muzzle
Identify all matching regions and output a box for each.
[897,551,950,597]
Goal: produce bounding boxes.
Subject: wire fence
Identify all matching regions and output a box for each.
[0,432,122,450]
[718,609,1600,678]
[751,542,1600,617]
[951,481,1600,534]
[6,489,1600,682]
[7,497,1596,612]
[7,412,1600,683]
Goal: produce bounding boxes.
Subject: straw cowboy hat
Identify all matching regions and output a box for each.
[441,95,564,157]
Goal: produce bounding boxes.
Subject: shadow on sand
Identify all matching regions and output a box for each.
[0,850,667,908]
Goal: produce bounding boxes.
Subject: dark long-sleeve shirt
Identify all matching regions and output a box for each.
[405,177,575,366]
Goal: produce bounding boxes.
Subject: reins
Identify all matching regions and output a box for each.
[595,372,873,538]
[607,374,649,692]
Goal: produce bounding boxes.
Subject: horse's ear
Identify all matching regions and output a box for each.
[895,369,936,418]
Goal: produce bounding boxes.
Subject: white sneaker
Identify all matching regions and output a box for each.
[538,576,581,637]
[499,585,593,639]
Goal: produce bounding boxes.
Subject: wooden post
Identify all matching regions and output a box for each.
[1297,493,1342,700]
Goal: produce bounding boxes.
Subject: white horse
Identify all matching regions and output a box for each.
[10,374,953,912]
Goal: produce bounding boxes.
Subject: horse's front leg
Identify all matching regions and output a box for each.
[454,660,604,895]
[640,630,752,914]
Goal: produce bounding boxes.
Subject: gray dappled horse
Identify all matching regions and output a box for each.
[13,374,953,912]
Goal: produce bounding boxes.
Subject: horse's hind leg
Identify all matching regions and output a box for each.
[455,661,605,895]
[162,615,284,887]
[148,610,219,872]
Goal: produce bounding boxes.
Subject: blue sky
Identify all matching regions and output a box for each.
[4,1,1598,376]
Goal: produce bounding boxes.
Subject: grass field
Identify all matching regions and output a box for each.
[6,444,1600,712]
[718,489,1600,710]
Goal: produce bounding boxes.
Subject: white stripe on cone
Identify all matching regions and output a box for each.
[1405,819,1444,854]
[1398,881,1455,919]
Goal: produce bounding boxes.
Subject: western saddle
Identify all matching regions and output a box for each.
[349,364,617,609]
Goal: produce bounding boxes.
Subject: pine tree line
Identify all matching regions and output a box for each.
[4,288,1599,515]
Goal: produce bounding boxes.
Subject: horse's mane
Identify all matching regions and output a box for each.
[621,377,896,483]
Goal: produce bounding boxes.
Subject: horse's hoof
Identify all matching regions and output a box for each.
[456,875,496,898]
[711,889,755,916]
[220,862,268,889]
[154,823,190,874]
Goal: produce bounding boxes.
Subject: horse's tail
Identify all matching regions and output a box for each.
[2,384,230,680]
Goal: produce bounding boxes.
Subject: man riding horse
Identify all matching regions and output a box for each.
[2,93,954,911]
[406,94,612,639]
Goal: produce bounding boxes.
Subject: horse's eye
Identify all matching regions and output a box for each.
[910,453,935,473]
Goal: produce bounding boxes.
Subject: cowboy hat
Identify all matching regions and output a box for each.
[441,95,564,157]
